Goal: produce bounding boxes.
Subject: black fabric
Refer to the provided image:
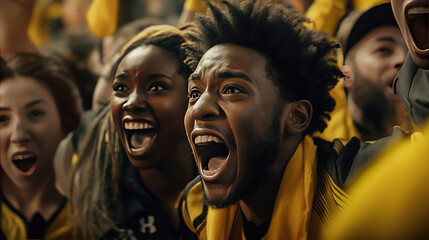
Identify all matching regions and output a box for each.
[313,137,361,189]
[102,159,180,240]
[346,127,410,184]
[336,3,398,58]
[393,53,429,127]
[242,213,270,240]
[27,213,46,239]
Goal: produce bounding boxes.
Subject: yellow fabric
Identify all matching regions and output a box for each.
[309,162,350,239]
[28,0,62,46]
[305,0,347,38]
[1,201,74,240]
[181,180,207,236]
[183,0,282,14]
[264,135,316,240]
[86,0,119,38]
[324,120,429,240]
[313,80,360,143]
[183,0,208,13]
[182,136,350,239]
[1,202,26,239]
[353,0,390,11]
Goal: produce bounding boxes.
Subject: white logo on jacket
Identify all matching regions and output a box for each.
[140,215,156,234]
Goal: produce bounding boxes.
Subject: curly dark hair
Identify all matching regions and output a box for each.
[183,0,342,134]
[1,53,82,134]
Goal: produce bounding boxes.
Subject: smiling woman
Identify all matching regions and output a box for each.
[0,53,81,239]
[69,25,196,240]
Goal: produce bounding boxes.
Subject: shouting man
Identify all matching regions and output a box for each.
[179,0,360,239]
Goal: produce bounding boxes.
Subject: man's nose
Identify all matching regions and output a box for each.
[191,92,221,121]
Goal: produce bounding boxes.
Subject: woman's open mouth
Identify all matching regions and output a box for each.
[124,121,157,156]
[12,153,38,175]
[406,5,429,51]
[194,134,230,178]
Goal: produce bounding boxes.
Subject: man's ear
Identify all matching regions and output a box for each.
[282,100,312,135]
[342,65,353,89]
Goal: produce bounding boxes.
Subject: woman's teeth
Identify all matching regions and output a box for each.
[124,122,155,130]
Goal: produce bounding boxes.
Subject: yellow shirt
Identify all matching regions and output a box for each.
[1,199,75,240]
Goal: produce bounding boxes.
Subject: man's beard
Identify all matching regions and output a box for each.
[351,61,395,136]
[202,104,283,209]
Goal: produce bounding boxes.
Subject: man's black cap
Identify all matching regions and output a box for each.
[336,3,398,58]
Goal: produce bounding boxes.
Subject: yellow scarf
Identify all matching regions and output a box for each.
[205,135,317,240]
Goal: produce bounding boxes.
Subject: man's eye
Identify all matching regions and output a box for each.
[223,85,244,94]
[188,89,202,100]
[113,84,127,92]
[377,47,393,56]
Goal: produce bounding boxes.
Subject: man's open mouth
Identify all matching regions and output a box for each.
[194,135,230,177]
[407,5,429,50]
[12,154,37,173]
[124,121,157,153]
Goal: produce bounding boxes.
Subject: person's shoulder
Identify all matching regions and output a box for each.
[346,126,411,183]
[178,177,207,236]
[315,126,412,188]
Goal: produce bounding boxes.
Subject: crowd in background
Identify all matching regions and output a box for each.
[0,0,428,239]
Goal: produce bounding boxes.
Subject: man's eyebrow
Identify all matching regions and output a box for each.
[188,72,200,82]
[0,107,10,111]
[377,37,396,43]
[25,99,46,108]
[218,71,252,83]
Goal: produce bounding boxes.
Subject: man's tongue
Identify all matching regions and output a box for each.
[207,157,225,171]
[411,15,429,50]
[130,133,152,150]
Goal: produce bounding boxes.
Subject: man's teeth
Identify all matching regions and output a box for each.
[13,154,36,160]
[202,169,219,176]
[124,122,155,130]
[195,135,222,144]
[408,7,429,15]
